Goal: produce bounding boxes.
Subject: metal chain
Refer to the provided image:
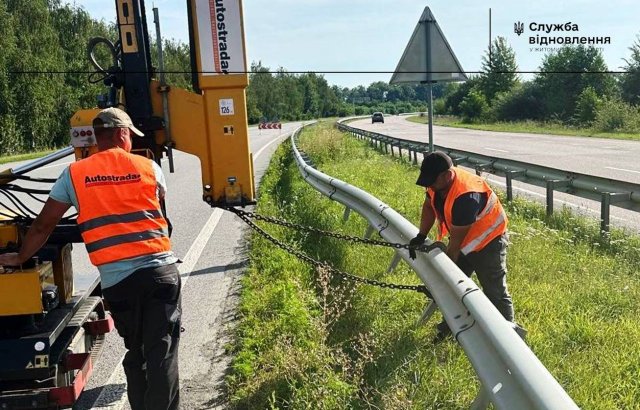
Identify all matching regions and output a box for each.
[226,207,430,295]
[226,207,445,254]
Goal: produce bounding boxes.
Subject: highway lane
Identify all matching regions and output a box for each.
[350,116,640,233]
[0,122,304,409]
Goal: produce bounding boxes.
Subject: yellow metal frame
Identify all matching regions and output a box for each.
[0,214,18,248]
[0,262,54,316]
[151,0,254,205]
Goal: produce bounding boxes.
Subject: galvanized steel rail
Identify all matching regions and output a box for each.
[290,124,578,409]
[338,120,640,233]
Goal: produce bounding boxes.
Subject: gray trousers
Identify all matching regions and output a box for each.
[457,234,514,322]
[103,263,182,410]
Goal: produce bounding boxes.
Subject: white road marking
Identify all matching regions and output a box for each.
[484,147,509,153]
[91,128,299,409]
[253,126,301,159]
[605,166,640,175]
[39,161,72,170]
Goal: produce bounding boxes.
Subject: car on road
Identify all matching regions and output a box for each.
[371,112,384,124]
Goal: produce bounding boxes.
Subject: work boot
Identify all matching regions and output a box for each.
[433,320,452,343]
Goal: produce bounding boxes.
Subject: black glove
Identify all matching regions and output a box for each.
[408,233,427,260]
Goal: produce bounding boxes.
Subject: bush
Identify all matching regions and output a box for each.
[592,98,640,133]
[443,77,480,115]
[459,90,489,122]
[573,87,602,125]
[433,98,446,116]
[491,82,545,121]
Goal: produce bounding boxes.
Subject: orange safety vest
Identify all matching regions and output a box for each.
[69,148,171,266]
[427,168,507,255]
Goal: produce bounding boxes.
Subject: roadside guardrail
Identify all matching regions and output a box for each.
[290,124,579,409]
[338,119,640,233]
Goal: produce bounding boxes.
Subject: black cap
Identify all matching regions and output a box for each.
[416,151,453,187]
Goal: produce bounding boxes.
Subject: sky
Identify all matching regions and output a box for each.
[70,0,640,89]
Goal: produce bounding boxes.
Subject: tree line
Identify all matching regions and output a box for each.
[0,0,432,155]
[441,36,640,133]
[3,1,638,156]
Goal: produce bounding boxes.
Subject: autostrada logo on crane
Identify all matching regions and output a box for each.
[195,0,246,76]
[211,0,232,74]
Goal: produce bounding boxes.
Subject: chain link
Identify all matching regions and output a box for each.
[226,207,446,254]
[224,207,431,295]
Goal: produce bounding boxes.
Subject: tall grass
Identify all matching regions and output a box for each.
[0,149,57,165]
[228,121,640,409]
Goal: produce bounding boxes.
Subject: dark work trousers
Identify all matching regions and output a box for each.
[457,233,515,322]
[102,263,182,410]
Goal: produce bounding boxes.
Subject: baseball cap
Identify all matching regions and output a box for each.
[416,151,453,187]
[93,107,144,137]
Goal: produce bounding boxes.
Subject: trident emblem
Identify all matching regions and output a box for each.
[514,22,524,36]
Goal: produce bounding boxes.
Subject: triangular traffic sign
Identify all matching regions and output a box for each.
[390,7,467,84]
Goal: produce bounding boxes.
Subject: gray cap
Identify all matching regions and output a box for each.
[93,108,144,137]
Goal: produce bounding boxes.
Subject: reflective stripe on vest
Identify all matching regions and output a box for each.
[78,209,163,233]
[427,168,507,255]
[69,148,171,266]
[460,209,506,254]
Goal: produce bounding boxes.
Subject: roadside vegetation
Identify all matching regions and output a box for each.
[228,121,640,409]
[422,37,640,139]
[0,149,56,165]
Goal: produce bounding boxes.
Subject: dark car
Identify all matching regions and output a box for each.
[371,112,384,124]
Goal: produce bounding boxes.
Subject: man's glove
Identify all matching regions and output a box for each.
[408,233,427,260]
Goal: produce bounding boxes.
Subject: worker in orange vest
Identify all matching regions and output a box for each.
[0,108,181,410]
[408,151,516,342]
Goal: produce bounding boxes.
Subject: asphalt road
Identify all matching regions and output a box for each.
[351,116,640,233]
[1,122,304,410]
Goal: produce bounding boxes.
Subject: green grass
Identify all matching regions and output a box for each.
[0,150,57,165]
[228,121,640,409]
[407,115,640,141]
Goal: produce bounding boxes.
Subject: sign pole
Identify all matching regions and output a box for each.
[425,18,434,153]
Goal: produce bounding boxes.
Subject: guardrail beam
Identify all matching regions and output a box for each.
[295,122,580,409]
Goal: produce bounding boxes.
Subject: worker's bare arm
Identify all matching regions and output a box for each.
[0,198,71,266]
[446,224,472,263]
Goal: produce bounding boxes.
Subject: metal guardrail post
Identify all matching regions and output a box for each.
[386,251,402,273]
[475,163,493,176]
[545,179,571,217]
[417,300,438,326]
[601,192,632,233]
[471,390,491,410]
[364,225,375,239]
[506,170,526,202]
[342,206,351,222]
